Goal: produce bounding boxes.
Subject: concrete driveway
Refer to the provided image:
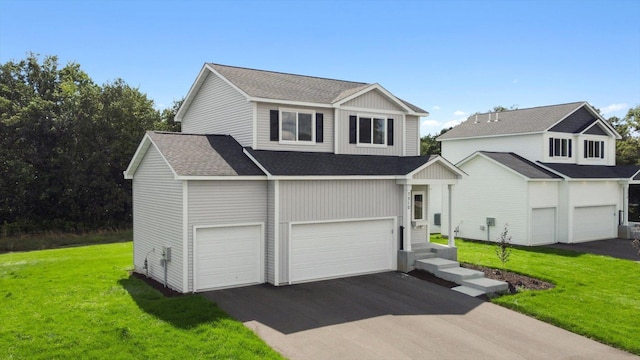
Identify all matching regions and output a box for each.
[203,272,636,359]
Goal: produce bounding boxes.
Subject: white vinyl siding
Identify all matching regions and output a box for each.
[181,72,253,146]
[255,102,333,152]
[342,90,405,111]
[405,116,420,156]
[442,133,543,164]
[187,180,267,291]
[450,156,529,245]
[336,109,404,156]
[132,146,183,291]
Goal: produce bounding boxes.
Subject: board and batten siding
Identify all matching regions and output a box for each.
[405,116,420,156]
[186,180,267,291]
[442,133,543,164]
[449,155,530,245]
[342,90,405,112]
[181,72,253,146]
[132,145,184,291]
[277,179,403,283]
[336,109,404,156]
[255,102,334,152]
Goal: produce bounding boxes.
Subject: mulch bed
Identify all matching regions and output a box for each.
[131,271,184,297]
[409,263,554,299]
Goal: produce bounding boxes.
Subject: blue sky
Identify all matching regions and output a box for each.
[1,0,639,135]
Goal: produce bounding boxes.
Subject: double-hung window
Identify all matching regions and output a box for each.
[280,109,314,143]
[358,116,386,145]
[549,137,572,158]
[584,140,605,159]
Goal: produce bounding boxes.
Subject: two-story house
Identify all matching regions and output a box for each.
[124,63,464,293]
[435,102,640,246]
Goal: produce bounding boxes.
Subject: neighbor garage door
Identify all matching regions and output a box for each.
[290,218,394,283]
[194,224,262,291]
[530,208,556,245]
[573,205,616,242]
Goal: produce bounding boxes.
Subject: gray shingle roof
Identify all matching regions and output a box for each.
[539,162,640,179]
[148,132,264,176]
[438,102,587,140]
[208,63,427,114]
[245,148,437,176]
[478,152,562,179]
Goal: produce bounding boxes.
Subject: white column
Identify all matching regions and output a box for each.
[447,184,455,247]
[623,182,629,226]
[404,184,412,251]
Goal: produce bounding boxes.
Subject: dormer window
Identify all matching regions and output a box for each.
[584,140,604,159]
[549,137,572,158]
[280,109,315,143]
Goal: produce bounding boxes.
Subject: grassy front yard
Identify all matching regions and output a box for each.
[0,242,283,359]
[435,236,640,355]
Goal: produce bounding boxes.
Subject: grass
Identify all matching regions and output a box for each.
[0,242,283,359]
[443,237,640,355]
[0,228,133,253]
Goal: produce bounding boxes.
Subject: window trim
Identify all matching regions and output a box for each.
[584,139,605,159]
[411,191,427,222]
[549,137,572,158]
[279,108,316,145]
[356,113,388,147]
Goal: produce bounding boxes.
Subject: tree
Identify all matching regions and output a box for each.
[0,54,164,234]
[155,99,183,132]
[491,105,518,112]
[420,128,450,155]
[608,106,640,165]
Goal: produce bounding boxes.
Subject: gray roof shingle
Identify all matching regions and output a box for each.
[478,152,562,179]
[209,63,427,114]
[438,102,586,140]
[245,148,437,176]
[148,132,264,176]
[539,162,640,179]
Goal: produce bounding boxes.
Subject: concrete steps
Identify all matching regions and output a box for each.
[415,257,508,297]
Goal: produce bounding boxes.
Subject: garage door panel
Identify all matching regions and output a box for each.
[195,225,261,291]
[573,206,616,242]
[531,208,556,245]
[290,219,394,283]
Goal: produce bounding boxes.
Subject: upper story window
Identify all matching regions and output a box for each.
[349,115,394,146]
[584,140,604,159]
[549,137,572,158]
[281,109,314,142]
[269,109,324,144]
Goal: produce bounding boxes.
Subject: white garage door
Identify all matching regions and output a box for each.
[194,224,262,291]
[290,218,395,283]
[573,206,616,242]
[530,208,556,245]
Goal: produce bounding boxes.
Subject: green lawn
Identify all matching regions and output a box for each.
[0,242,283,359]
[445,237,640,355]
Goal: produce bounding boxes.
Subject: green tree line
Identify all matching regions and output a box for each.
[0,54,180,235]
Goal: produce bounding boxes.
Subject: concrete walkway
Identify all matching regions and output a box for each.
[543,238,639,261]
[203,272,636,359]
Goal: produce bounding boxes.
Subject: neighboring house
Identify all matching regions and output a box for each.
[434,102,640,246]
[124,63,464,293]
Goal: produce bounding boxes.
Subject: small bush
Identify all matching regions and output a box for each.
[495,225,512,270]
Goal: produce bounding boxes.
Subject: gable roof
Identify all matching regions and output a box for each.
[438,102,619,140]
[124,132,265,179]
[176,63,427,122]
[539,162,640,180]
[475,152,562,179]
[244,149,438,176]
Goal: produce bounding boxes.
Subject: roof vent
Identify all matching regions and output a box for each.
[494,112,500,122]
[474,114,479,124]
[487,113,492,123]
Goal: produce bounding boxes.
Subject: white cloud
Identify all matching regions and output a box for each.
[601,103,627,115]
[432,105,441,110]
[453,110,466,116]
[443,118,465,128]
[422,119,441,127]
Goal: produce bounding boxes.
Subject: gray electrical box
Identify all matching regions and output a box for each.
[162,246,172,262]
[434,213,441,226]
[486,217,496,226]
